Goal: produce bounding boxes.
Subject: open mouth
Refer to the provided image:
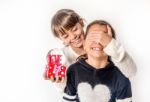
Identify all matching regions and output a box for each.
[92,47,101,51]
[91,47,103,52]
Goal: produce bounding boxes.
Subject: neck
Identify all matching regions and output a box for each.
[86,56,109,69]
[71,46,85,56]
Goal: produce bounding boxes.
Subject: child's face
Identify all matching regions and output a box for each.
[59,23,84,48]
[84,24,108,58]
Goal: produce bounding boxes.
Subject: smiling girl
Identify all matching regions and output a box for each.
[63,20,132,102]
[45,9,136,94]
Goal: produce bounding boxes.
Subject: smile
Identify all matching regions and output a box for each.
[91,47,103,51]
[92,47,100,51]
[72,36,82,44]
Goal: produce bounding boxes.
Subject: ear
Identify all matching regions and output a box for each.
[107,25,112,37]
[79,19,84,27]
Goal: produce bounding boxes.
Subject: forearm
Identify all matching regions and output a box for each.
[104,39,137,78]
[53,79,67,94]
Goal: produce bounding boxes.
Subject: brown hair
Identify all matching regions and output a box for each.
[77,20,116,60]
[51,9,84,38]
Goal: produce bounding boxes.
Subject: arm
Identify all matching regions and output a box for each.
[62,67,77,102]
[104,38,137,78]
[44,48,67,94]
[86,25,137,78]
[116,78,132,102]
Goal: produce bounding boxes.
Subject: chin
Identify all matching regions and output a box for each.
[93,56,102,59]
[90,53,106,59]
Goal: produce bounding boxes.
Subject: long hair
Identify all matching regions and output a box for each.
[51,9,84,38]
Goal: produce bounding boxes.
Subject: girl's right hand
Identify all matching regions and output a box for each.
[44,48,66,83]
[43,73,65,83]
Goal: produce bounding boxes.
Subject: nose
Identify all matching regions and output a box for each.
[93,41,100,44]
[70,33,77,40]
[93,41,103,47]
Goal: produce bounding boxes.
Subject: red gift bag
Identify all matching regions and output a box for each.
[44,49,66,79]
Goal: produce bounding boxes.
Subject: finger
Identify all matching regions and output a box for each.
[107,25,112,37]
[55,76,60,83]
[86,35,102,40]
[86,37,100,43]
[61,77,65,83]
[50,76,55,82]
[87,33,102,38]
[85,39,99,43]
[43,73,47,79]
[86,36,100,40]
[87,33,107,38]
[87,37,100,42]
[44,77,49,80]
[43,72,49,80]
[88,31,104,35]
[86,34,101,39]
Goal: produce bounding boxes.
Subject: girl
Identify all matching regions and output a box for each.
[45,9,136,94]
[63,20,132,102]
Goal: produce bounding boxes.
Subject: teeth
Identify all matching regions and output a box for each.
[92,48,100,51]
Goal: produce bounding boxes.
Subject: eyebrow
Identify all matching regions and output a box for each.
[71,25,76,30]
[70,23,78,31]
[59,28,66,36]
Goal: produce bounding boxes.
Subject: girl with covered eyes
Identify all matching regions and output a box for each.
[44,9,136,95]
[63,20,132,102]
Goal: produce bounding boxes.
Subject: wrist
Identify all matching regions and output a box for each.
[103,37,112,48]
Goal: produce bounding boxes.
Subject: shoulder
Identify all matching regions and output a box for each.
[108,61,130,84]
[67,60,81,73]
[112,66,131,86]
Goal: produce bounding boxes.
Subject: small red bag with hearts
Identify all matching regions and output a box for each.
[44,49,66,79]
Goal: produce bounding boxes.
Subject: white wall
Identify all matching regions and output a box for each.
[0,0,150,102]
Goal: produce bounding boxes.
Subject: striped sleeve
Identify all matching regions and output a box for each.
[116,78,132,102]
[116,97,132,102]
[62,93,77,102]
[62,67,77,102]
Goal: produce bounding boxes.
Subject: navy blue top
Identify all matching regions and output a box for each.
[63,58,132,102]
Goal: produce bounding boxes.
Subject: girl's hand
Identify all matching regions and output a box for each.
[43,73,65,83]
[86,25,112,47]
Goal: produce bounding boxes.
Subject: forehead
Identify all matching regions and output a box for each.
[59,23,81,36]
[88,24,107,33]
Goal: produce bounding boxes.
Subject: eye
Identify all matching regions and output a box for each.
[72,26,77,32]
[63,35,68,39]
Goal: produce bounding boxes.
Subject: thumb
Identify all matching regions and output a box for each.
[107,25,112,37]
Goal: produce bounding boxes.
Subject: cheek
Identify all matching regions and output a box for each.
[77,28,84,35]
[61,38,71,45]
[75,30,81,35]
[84,42,91,51]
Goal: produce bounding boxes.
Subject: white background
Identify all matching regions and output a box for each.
[0,0,150,102]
